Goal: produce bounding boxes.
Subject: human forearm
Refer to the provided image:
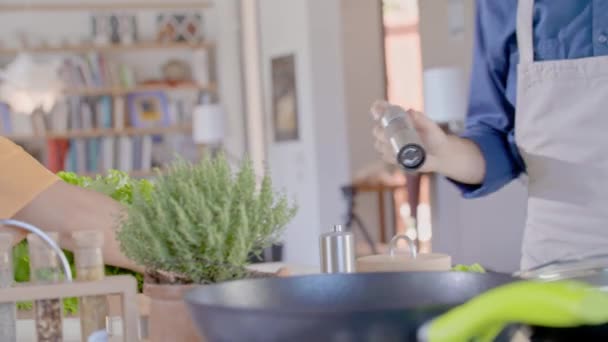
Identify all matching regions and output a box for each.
[13,181,144,273]
[371,106,487,185]
[435,135,486,185]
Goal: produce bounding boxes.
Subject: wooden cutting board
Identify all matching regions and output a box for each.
[356,253,452,273]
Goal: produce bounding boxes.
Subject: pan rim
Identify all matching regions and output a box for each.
[185,299,461,316]
[183,271,516,316]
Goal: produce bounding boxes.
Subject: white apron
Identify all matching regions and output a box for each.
[516,0,608,270]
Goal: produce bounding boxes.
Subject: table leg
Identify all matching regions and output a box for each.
[406,173,421,219]
[390,190,398,239]
[392,189,404,237]
[377,191,386,243]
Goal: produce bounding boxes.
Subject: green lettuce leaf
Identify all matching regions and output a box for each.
[452,263,486,273]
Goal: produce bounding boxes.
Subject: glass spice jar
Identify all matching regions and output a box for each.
[72,231,109,342]
[27,232,63,342]
[0,233,16,342]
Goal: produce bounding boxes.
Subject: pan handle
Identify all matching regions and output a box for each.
[418,280,608,342]
[389,234,417,259]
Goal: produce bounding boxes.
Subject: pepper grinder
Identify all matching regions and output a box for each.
[320,225,356,273]
[372,101,426,171]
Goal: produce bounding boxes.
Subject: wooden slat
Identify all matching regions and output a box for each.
[63,83,216,97]
[4,124,192,141]
[0,41,213,55]
[0,2,212,12]
[0,276,139,341]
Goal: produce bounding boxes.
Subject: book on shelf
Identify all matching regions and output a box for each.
[81,100,94,130]
[46,139,70,173]
[0,104,11,133]
[141,135,153,171]
[49,99,69,133]
[99,96,113,128]
[132,136,143,171]
[117,136,133,172]
[100,136,115,173]
[67,97,82,130]
[60,52,135,90]
[74,139,87,174]
[0,96,166,177]
[113,96,126,130]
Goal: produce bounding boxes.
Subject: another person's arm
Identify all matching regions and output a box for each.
[14,181,143,272]
[0,137,142,272]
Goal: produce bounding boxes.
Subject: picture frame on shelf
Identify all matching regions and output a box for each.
[127,91,170,129]
[156,13,204,43]
[271,54,299,142]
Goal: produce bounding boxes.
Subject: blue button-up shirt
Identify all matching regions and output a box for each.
[455,0,608,197]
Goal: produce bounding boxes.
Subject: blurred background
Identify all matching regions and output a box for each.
[0,0,526,273]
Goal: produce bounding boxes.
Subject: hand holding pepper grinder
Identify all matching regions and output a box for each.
[372,101,427,171]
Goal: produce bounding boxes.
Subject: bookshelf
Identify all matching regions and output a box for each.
[0,41,214,55]
[0,2,213,12]
[5,125,192,141]
[0,2,218,178]
[64,83,217,97]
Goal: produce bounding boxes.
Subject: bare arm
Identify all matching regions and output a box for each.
[436,135,486,185]
[13,181,144,273]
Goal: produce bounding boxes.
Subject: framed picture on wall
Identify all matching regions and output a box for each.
[271,54,299,142]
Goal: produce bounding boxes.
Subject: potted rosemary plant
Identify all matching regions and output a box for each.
[116,154,297,341]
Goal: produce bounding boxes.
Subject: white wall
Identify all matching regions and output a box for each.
[340,0,387,243]
[257,0,352,266]
[418,0,527,272]
[308,0,352,238]
[341,0,385,174]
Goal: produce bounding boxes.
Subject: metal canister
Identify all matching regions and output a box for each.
[320,225,355,273]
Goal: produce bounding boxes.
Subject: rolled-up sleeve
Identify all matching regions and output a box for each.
[450,0,524,198]
[0,137,58,218]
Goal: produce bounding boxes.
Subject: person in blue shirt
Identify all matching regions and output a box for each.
[373,0,608,270]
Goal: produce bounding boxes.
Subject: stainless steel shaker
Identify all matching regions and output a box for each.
[375,103,426,171]
[320,225,356,273]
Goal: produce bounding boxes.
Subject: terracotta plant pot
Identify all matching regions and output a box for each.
[144,283,202,342]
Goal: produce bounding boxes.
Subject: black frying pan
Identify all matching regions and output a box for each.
[184,272,518,342]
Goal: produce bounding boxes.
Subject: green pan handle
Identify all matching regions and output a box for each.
[419,281,608,342]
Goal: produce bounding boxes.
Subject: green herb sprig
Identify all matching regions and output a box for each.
[452,263,486,273]
[117,155,297,284]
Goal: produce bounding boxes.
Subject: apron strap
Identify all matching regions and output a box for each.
[517,0,535,64]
